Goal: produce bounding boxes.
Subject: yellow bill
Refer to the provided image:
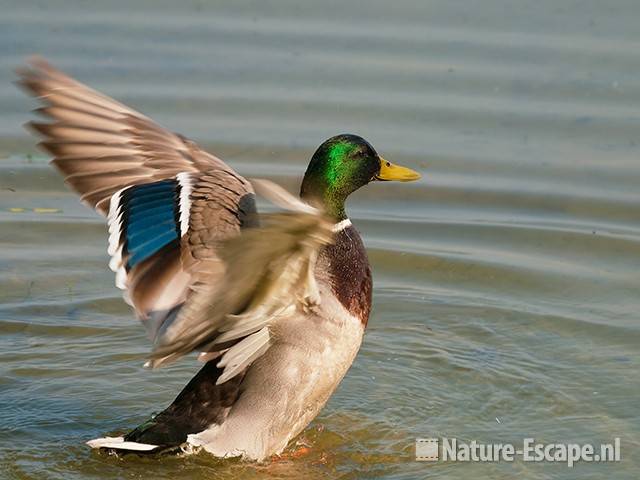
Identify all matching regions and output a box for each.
[374,156,421,182]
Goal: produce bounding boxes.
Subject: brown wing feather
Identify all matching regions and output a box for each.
[185,170,257,262]
[115,170,255,342]
[17,58,258,356]
[17,56,230,214]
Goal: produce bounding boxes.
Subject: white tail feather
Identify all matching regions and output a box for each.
[86,436,158,451]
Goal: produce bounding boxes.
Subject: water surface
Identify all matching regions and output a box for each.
[1,1,639,478]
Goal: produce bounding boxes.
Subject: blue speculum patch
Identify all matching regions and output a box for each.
[120,180,181,270]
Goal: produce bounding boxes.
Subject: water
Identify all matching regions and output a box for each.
[1,0,639,478]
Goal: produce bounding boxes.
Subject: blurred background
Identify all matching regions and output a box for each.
[1,1,639,479]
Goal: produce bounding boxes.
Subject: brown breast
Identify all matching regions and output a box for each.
[320,225,372,325]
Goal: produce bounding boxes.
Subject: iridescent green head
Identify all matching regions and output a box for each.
[300,134,421,220]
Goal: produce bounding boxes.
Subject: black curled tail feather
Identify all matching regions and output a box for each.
[124,361,245,448]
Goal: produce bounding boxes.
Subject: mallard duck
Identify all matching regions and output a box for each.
[17,57,421,461]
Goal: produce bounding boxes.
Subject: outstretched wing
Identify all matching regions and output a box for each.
[17,56,231,215]
[147,180,335,385]
[18,58,332,385]
[17,57,255,345]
